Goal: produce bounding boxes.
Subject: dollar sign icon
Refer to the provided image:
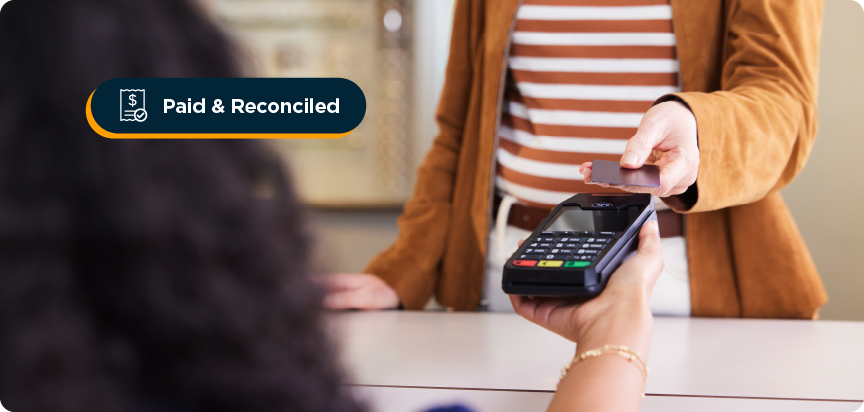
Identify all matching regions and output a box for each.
[129,94,137,107]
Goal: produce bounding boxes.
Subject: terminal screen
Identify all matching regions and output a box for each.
[542,206,632,233]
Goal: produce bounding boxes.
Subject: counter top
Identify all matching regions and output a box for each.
[333,311,864,402]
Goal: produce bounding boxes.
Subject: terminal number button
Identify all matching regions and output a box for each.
[544,254,571,260]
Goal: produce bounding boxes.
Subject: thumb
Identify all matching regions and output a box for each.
[621,122,664,169]
[637,220,662,256]
[634,220,664,293]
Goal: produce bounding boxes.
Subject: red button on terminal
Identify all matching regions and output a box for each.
[513,260,538,267]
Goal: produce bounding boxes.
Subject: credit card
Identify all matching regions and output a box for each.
[591,159,661,188]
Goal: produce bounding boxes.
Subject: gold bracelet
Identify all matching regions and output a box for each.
[558,344,650,397]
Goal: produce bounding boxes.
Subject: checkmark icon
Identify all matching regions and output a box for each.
[133,109,148,122]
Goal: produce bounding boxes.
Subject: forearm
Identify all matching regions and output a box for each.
[669,88,814,212]
[661,0,822,212]
[547,304,653,412]
[548,355,646,412]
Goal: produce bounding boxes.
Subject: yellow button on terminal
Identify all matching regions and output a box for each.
[537,260,564,268]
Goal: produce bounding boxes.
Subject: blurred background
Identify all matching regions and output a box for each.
[202,0,864,321]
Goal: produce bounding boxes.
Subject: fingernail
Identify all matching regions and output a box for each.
[622,152,638,165]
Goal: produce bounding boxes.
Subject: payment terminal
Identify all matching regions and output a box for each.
[502,193,656,300]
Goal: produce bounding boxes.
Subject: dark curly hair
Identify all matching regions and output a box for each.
[0,1,365,412]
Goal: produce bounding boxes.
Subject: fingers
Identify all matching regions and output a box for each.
[584,155,693,197]
[579,162,593,175]
[511,295,552,324]
[510,295,534,318]
[322,287,397,310]
[621,125,664,169]
[619,102,699,195]
[321,274,400,310]
[655,150,697,197]
[319,273,369,292]
[582,174,674,197]
[512,295,582,341]
[323,291,366,309]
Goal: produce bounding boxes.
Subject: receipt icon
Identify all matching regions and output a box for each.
[120,89,148,122]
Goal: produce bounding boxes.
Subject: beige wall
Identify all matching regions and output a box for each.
[310,0,864,320]
[783,0,864,321]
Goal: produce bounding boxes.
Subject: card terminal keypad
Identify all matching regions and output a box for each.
[512,232,615,268]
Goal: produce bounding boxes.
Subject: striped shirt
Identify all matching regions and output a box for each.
[496,0,681,207]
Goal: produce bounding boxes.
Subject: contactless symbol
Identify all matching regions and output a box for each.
[592,203,614,208]
[120,89,147,122]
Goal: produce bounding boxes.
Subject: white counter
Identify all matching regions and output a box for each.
[333,311,864,411]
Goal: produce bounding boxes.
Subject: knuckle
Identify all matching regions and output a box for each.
[628,136,653,151]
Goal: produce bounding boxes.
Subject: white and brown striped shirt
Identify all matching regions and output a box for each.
[496,0,681,207]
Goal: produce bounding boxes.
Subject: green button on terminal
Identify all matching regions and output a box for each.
[564,261,591,268]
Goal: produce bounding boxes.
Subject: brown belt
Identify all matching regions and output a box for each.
[506,203,683,238]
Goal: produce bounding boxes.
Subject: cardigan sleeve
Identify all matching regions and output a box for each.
[661,0,823,213]
[363,0,480,309]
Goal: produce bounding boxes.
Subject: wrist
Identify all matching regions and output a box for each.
[576,303,653,358]
[653,95,693,114]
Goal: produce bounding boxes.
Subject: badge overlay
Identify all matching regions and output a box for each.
[87,78,367,139]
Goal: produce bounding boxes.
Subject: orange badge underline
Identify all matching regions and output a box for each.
[86,91,354,139]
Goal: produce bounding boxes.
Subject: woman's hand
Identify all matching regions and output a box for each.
[510,221,664,356]
[320,273,400,310]
[581,101,699,197]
